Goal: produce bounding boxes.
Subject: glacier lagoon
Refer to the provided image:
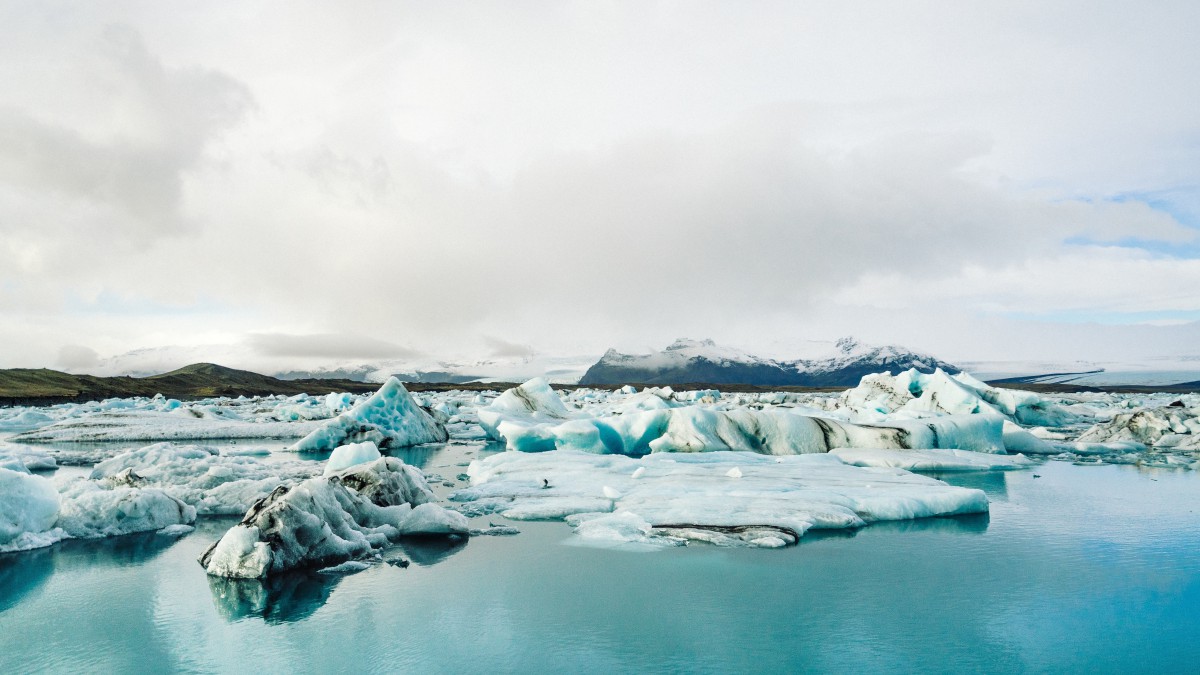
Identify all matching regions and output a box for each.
[2,441,1199,673]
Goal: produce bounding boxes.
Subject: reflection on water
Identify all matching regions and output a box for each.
[209,571,342,624]
[0,529,182,613]
[867,512,990,535]
[0,548,54,613]
[207,534,469,623]
[929,470,1011,498]
[2,461,1199,673]
[390,534,468,566]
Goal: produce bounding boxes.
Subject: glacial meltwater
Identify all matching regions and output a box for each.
[2,442,1198,674]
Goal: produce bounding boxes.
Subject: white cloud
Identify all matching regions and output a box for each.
[0,2,1198,368]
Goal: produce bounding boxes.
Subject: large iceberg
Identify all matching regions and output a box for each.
[450,450,988,548]
[0,464,196,553]
[841,369,1079,427]
[200,457,468,578]
[289,378,448,452]
[479,379,1005,456]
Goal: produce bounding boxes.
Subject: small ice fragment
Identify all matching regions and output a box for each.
[602,485,622,499]
[726,467,742,478]
[631,467,646,479]
[320,560,371,574]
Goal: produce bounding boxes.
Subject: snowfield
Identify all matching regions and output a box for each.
[2,369,1199,559]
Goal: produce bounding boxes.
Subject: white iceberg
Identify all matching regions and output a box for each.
[450,450,988,548]
[482,382,1006,456]
[477,377,577,441]
[323,441,383,476]
[0,468,65,553]
[55,481,196,539]
[1076,407,1200,449]
[88,442,320,515]
[842,369,1079,427]
[289,378,448,452]
[200,457,468,578]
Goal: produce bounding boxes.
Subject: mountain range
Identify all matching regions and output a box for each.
[578,337,959,386]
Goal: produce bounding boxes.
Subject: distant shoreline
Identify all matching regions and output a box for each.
[3,362,1198,407]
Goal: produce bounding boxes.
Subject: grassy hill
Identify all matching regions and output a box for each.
[0,363,382,405]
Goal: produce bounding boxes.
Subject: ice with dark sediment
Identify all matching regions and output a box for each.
[200,457,468,578]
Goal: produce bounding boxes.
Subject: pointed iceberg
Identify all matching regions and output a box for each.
[289,377,448,452]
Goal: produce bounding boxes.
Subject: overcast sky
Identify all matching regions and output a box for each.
[2,1,1198,371]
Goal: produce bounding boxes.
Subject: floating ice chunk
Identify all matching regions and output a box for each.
[489,404,1004,456]
[841,368,1079,427]
[631,467,646,479]
[320,560,372,574]
[0,468,62,552]
[829,448,1032,472]
[200,457,468,578]
[602,485,622,499]
[158,524,196,537]
[324,441,383,476]
[0,409,54,432]
[0,451,57,472]
[1001,421,1057,454]
[477,378,576,441]
[56,481,196,539]
[89,442,320,515]
[450,450,988,549]
[1077,407,1200,448]
[289,378,447,452]
[10,410,321,443]
[726,467,743,478]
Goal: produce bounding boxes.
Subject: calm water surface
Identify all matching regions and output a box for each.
[1,445,1198,674]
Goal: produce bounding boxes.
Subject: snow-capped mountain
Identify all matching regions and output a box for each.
[578,337,959,386]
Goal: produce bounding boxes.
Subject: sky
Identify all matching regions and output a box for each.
[1,1,1199,373]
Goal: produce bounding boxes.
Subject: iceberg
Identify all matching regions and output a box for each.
[200,457,468,578]
[88,443,320,515]
[55,481,196,539]
[0,468,64,553]
[9,409,321,443]
[477,377,577,441]
[480,379,1006,456]
[449,450,988,548]
[841,369,1079,427]
[1076,407,1200,449]
[323,441,383,476]
[289,378,448,452]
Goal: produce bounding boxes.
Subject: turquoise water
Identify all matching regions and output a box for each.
[2,448,1199,674]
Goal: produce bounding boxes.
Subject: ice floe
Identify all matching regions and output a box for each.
[449,450,989,549]
[828,448,1032,472]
